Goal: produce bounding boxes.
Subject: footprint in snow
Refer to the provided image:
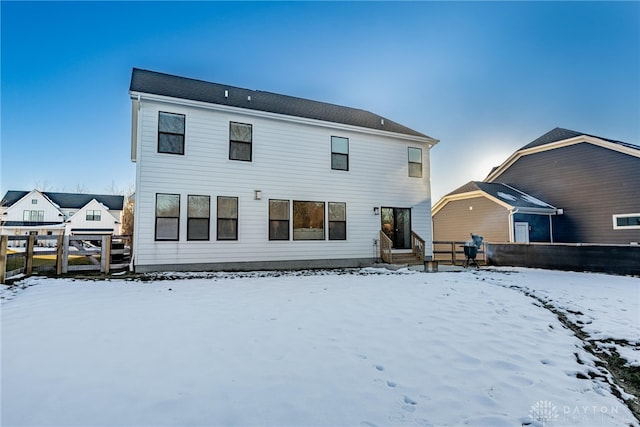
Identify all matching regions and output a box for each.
[374,364,384,371]
[386,380,397,388]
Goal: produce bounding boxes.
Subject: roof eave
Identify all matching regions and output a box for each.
[129,90,439,146]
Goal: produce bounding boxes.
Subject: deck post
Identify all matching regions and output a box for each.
[55,234,64,275]
[25,234,35,276]
[101,235,111,274]
[62,235,70,274]
[0,235,8,284]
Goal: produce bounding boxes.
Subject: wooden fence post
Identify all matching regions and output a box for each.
[62,235,69,274]
[0,235,8,284]
[55,234,64,275]
[101,235,111,274]
[450,242,456,265]
[25,234,35,276]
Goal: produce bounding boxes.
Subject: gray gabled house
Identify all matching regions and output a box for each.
[433,128,640,245]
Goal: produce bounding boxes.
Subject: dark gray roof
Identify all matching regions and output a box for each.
[446,181,556,211]
[1,191,124,210]
[130,68,431,139]
[520,127,639,151]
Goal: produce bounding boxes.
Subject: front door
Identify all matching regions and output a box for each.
[381,207,411,249]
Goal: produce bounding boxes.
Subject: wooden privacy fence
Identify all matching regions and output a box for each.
[432,240,486,266]
[0,234,131,284]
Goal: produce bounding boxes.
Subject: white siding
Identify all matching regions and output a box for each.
[65,199,122,235]
[2,191,64,224]
[133,99,434,269]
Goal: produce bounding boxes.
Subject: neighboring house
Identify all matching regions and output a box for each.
[129,68,438,272]
[432,181,559,244]
[432,128,640,245]
[0,190,124,246]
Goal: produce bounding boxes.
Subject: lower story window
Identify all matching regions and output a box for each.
[187,195,210,240]
[328,202,346,240]
[269,199,290,240]
[293,201,325,240]
[217,196,238,240]
[155,194,180,241]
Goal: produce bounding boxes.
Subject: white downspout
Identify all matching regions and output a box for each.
[508,208,519,242]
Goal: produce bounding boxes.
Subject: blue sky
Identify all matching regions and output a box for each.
[2,1,638,202]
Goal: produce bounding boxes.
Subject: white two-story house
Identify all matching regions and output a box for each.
[129,68,439,272]
[0,190,124,246]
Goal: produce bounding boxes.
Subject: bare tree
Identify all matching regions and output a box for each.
[34,180,53,192]
[120,188,135,238]
[74,184,89,194]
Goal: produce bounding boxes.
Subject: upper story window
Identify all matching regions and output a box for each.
[331,136,349,171]
[408,147,423,178]
[217,196,238,240]
[269,199,290,241]
[187,195,210,241]
[155,193,180,241]
[293,201,325,240]
[86,210,101,221]
[613,214,640,230]
[158,112,185,155]
[23,210,44,222]
[229,122,252,161]
[31,199,38,204]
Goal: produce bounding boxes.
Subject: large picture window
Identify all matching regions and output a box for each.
[269,200,290,240]
[613,213,640,230]
[217,196,238,240]
[293,201,325,240]
[328,202,346,240]
[331,136,349,171]
[408,147,423,178]
[187,195,210,240]
[229,122,252,161]
[155,193,180,241]
[158,112,185,155]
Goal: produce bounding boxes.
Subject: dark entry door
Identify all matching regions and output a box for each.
[381,207,411,249]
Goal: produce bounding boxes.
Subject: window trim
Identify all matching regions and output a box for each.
[408,147,423,178]
[613,213,640,230]
[23,210,44,222]
[268,199,290,241]
[331,136,349,171]
[158,111,186,155]
[187,195,211,241]
[293,200,325,241]
[86,210,101,221]
[217,196,239,241]
[229,121,253,162]
[155,193,180,241]
[328,202,347,241]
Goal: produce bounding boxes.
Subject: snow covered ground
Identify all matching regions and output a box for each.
[1,267,638,427]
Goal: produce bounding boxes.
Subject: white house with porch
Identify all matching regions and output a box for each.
[129,68,439,272]
[0,190,124,246]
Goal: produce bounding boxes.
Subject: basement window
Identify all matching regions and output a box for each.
[613,213,640,230]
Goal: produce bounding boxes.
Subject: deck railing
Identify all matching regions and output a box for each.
[411,231,426,261]
[432,240,486,266]
[379,231,393,264]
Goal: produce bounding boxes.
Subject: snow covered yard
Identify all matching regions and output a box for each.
[1,267,638,427]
